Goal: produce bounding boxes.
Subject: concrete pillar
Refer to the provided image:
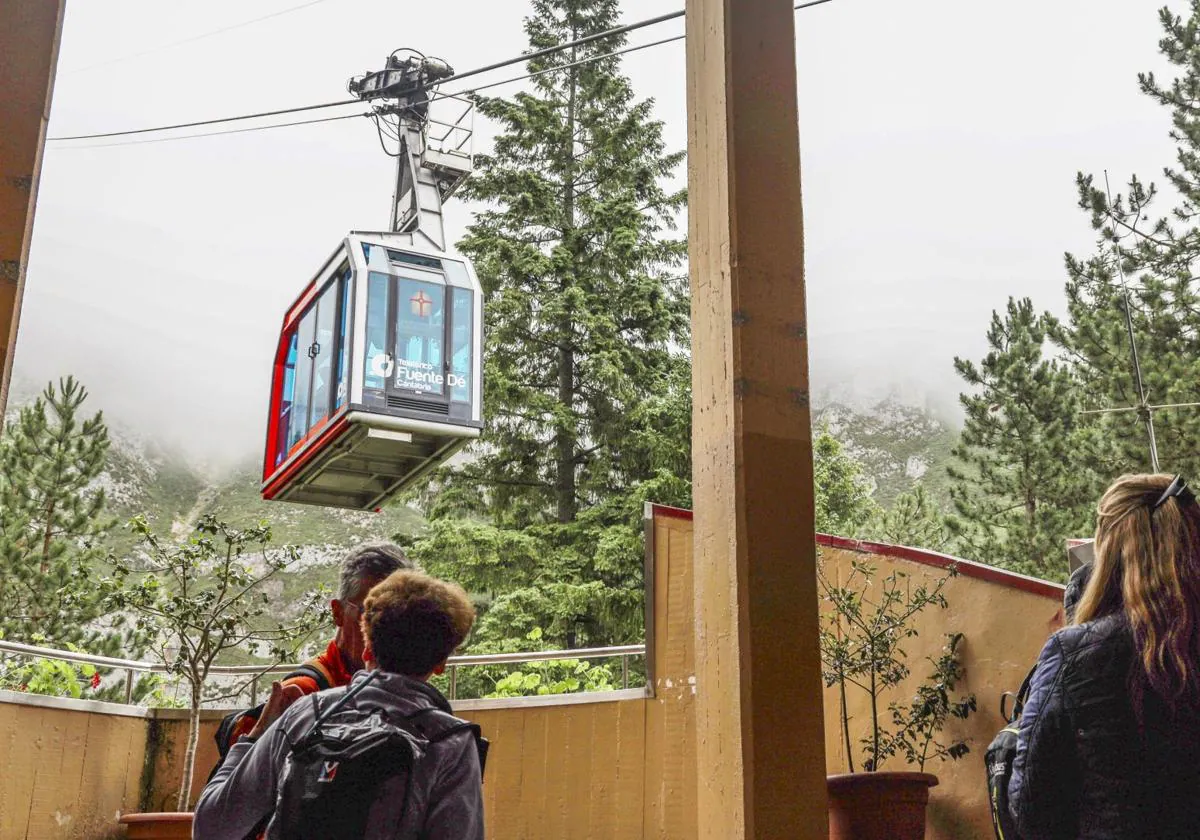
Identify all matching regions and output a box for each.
[0,0,67,419]
[686,0,829,837]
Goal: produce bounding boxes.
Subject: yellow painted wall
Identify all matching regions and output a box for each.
[468,700,646,840]
[0,694,147,840]
[646,509,1065,840]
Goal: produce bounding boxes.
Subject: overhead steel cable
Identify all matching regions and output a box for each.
[49,98,362,142]
[49,112,367,151]
[48,0,835,145]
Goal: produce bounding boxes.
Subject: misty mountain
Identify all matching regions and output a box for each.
[813,396,958,508]
[89,394,955,557]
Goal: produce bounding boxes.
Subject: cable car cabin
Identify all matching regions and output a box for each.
[262,233,483,510]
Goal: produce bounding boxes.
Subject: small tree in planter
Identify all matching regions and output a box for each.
[102,515,327,814]
[817,556,976,840]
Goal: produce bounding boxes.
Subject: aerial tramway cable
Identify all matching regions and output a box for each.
[47,0,835,147]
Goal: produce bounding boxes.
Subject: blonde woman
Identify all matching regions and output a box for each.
[1009,474,1200,838]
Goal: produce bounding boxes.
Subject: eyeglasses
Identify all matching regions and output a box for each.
[1153,475,1196,511]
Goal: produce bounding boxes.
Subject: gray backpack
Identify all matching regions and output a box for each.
[267,672,487,840]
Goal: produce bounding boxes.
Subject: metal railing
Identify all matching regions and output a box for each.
[0,639,646,704]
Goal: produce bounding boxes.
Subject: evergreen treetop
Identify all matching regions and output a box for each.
[947,298,1100,580]
[0,377,127,652]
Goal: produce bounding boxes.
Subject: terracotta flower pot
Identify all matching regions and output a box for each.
[118,812,193,840]
[826,772,938,840]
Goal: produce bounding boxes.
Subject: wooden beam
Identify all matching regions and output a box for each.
[0,0,67,421]
[686,0,828,837]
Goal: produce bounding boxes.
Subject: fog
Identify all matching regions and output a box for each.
[13,0,1172,464]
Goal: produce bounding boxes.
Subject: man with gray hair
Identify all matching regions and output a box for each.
[217,541,413,747]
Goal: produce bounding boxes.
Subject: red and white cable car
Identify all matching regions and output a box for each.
[262,54,482,510]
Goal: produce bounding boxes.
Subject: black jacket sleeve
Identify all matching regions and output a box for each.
[1008,633,1078,839]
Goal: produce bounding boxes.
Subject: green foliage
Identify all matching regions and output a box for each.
[868,484,950,552]
[817,557,974,773]
[1047,4,1200,478]
[488,659,616,698]
[426,626,633,700]
[814,428,879,538]
[878,634,977,772]
[0,638,98,699]
[101,515,327,810]
[952,5,1200,577]
[410,0,690,653]
[947,299,1100,580]
[0,377,134,655]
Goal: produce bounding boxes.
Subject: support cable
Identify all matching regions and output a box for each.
[48,0,834,144]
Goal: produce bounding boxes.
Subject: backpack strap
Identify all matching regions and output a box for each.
[285,660,333,692]
[208,660,338,782]
[403,707,489,776]
[1000,663,1037,724]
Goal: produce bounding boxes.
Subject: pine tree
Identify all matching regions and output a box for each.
[0,377,125,652]
[869,484,949,551]
[947,299,1101,580]
[1054,3,1200,476]
[408,0,690,651]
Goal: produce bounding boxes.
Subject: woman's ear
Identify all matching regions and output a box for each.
[363,642,375,668]
[433,662,447,676]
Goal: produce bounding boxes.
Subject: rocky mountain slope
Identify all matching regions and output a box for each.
[813,395,958,508]
[91,395,956,549]
[96,424,426,578]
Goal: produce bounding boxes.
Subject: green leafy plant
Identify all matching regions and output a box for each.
[101,515,326,811]
[818,557,975,773]
[878,633,977,771]
[0,638,100,699]
[487,659,616,698]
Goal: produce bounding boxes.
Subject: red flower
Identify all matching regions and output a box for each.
[90,672,101,690]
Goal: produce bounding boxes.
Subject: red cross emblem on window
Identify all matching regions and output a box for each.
[410,290,433,318]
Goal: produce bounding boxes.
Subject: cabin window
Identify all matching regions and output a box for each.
[393,277,445,396]
[450,287,472,403]
[279,267,350,459]
[275,332,298,467]
[289,307,316,450]
[364,271,390,391]
[309,282,338,430]
[335,268,352,409]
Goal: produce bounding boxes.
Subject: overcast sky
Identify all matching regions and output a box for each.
[13,0,1174,464]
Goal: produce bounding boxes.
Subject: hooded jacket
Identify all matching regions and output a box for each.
[1008,613,1200,839]
[193,670,484,840]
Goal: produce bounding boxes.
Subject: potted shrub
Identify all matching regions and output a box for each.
[101,515,325,839]
[818,557,976,840]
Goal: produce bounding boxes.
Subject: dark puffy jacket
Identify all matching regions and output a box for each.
[1008,613,1200,839]
[1062,562,1092,624]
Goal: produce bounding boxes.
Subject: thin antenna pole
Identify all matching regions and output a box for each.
[1104,170,1161,472]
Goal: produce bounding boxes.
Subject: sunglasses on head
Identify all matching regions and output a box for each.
[1153,475,1196,511]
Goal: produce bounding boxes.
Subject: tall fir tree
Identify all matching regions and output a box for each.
[0,378,126,652]
[1053,3,1200,476]
[407,0,690,651]
[947,299,1101,580]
